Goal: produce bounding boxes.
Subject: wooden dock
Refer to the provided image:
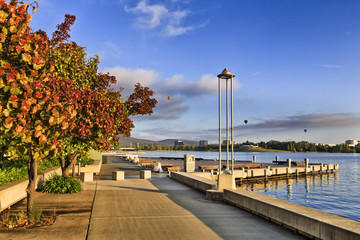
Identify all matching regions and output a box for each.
[233,163,339,182]
[119,154,339,183]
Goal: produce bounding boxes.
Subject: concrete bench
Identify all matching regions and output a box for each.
[164,166,181,172]
[199,165,220,171]
[138,159,158,167]
[140,162,157,167]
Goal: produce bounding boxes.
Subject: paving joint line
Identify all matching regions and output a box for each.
[85,180,98,240]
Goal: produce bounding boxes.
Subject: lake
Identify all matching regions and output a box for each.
[142,151,360,222]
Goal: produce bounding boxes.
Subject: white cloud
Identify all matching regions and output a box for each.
[134,95,189,120]
[104,66,241,98]
[253,70,263,76]
[235,113,360,132]
[102,66,242,120]
[124,0,199,37]
[133,125,213,141]
[125,0,168,28]
[165,24,194,36]
[322,64,343,69]
[160,74,241,97]
[102,66,158,95]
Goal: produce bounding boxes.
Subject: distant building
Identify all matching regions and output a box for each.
[345,140,359,147]
[222,140,237,145]
[239,145,258,149]
[174,140,185,147]
[199,140,209,147]
[325,144,336,147]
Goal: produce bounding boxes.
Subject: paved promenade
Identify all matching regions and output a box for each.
[0,156,306,239]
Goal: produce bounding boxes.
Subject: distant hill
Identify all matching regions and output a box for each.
[117,136,199,147]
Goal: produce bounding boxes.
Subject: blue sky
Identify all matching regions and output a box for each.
[30,0,360,144]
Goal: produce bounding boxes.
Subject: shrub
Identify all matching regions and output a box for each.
[78,156,94,166]
[42,174,82,194]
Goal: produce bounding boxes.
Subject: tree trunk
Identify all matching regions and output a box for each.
[26,145,37,215]
[0,151,3,168]
[72,164,76,178]
[61,152,80,176]
[60,156,67,175]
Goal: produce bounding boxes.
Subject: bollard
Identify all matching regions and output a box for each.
[275,156,279,163]
[112,171,125,180]
[140,170,151,179]
[287,158,291,168]
[305,158,309,174]
[81,172,93,182]
[253,155,256,163]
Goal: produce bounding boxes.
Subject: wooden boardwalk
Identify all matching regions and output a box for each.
[233,163,338,181]
[120,155,339,183]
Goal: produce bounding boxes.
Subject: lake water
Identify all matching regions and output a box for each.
[142,151,360,222]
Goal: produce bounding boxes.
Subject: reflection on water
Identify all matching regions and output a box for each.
[239,173,338,194]
[237,173,360,222]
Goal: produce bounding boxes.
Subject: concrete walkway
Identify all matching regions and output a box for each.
[0,156,306,239]
[86,157,306,239]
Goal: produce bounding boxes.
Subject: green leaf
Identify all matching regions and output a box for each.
[10,87,22,95]
[4,85,11,92]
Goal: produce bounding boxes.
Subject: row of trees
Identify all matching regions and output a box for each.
[0,0,156,214]
[135,140,360,153]
[139,144,199,151]
[258,140,359,153]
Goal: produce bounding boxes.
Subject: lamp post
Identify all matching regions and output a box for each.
[217,68,235,175]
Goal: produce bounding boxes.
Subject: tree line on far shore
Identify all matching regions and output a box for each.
[134,140,360,153]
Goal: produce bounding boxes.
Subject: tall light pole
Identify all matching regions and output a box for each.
[217,68,235,175]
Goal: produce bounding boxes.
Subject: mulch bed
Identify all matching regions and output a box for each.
[0,207,56,230]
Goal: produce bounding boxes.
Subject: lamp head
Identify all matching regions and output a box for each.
[217,68,235,79]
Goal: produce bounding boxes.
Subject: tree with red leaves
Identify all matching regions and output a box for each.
[49,15,157,176]
[0,0,157,214]
[0,0,78,214]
